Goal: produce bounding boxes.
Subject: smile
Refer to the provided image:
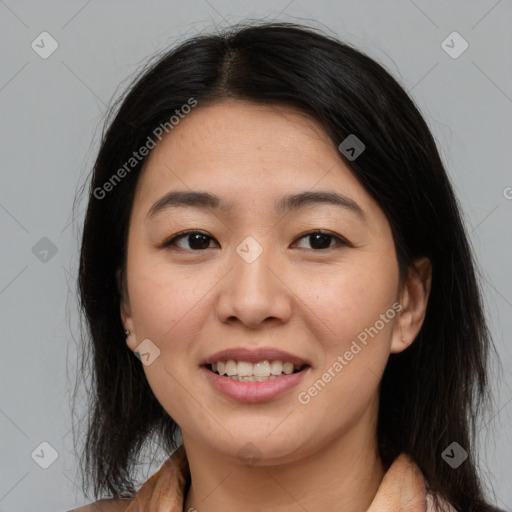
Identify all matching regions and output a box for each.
[201,360,310,403]
[208,359,305,381]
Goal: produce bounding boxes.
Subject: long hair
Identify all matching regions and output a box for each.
[74,21,501,511]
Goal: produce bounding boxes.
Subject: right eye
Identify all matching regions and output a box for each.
[162,230,219,251]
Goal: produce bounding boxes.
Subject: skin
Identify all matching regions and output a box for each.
[119,99,432,512]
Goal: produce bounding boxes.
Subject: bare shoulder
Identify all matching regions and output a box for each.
[66,498,133,512]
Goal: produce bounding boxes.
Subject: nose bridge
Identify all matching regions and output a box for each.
[216,234,291,327]
[235,236,273,291]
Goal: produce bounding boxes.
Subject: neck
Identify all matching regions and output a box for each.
[183,403,385,512]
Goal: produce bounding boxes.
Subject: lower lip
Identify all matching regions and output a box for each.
[200,366,310,403]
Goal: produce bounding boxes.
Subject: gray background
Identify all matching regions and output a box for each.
[0,1,511,510]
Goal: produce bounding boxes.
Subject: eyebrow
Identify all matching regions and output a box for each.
[145,190,366,221]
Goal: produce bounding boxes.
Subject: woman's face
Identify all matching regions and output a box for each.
[120,99,419,465]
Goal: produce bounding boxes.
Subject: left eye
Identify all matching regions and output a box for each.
[163,230,348,251]
[293,230,348,250]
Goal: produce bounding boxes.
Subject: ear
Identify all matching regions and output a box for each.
[391,256,432,354]
[117,266,138,351]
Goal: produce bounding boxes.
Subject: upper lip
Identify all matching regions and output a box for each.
[202,347,311,366]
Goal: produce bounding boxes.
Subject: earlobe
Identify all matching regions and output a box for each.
[117,266,137,351]
[121,303,138,352]
[391,256,432,354]
[124,328,138,352]
[120,301,134,335]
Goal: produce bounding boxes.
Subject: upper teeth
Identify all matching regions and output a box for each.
[212,360,300,377]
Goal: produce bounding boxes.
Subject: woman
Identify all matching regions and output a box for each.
[70,21,503,512]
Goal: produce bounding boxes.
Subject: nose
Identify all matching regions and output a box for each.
[216,243,293,329]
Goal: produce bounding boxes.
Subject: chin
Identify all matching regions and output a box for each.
[205,427,313,466]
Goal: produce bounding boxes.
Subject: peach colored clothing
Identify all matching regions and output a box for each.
[77,446,455,511]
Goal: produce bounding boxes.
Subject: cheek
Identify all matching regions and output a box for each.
[297,284,397,432]
[127,246,209,342]
[126,261,210,424]
[309,257,399,351]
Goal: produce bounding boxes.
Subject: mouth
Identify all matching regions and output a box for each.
[200,350,311,403]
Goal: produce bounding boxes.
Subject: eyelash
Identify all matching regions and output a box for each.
[161,229,351,252]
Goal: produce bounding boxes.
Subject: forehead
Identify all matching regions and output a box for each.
[131,100,380,223]
[141,100,336,176]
